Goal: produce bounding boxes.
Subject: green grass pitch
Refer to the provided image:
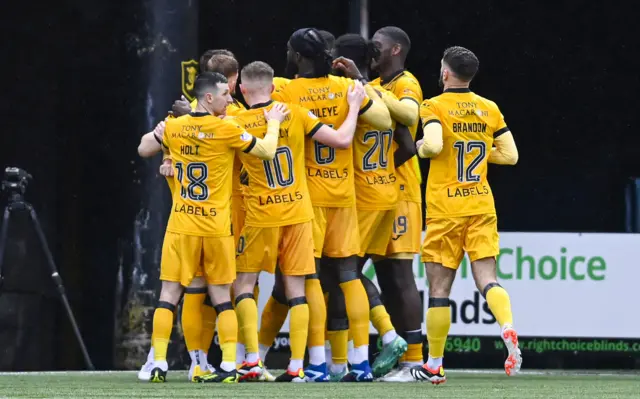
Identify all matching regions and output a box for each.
[0,370,638,398]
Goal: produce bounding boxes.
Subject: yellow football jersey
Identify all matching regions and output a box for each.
[272,75,374,207]
[371,70,423,203]
[227,99,247,199]
[273,77,291,95]
[235,101,321,227]
[420,88,509,218]
[184,99,247,200]
[162,112,257,236]
[353,86,398,210]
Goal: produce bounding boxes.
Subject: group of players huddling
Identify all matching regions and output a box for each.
[137,26,521,384]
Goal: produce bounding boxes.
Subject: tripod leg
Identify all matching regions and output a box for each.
[0,206,11,291]
[28,205,96,371]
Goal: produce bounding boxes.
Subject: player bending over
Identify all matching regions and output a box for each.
[137,71,287,383]
[410,46,520,384]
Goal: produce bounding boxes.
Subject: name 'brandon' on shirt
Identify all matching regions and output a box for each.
[452,122,487,133]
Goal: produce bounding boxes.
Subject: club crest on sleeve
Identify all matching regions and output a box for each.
[240,132,252,142]
[181,59,199,102]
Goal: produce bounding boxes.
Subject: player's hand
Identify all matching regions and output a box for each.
[264,103,290,123]
[347,81,366,107]
[153,120,166,139]
[416,139,424,153]
[159,159,174,177]
[170,95,191,117]
[332,57,361,79]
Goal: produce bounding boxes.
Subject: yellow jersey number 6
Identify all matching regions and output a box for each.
[314,124,335,165]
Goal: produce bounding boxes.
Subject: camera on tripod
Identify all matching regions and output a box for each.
[0,166,94,369]
[1,167,31,198]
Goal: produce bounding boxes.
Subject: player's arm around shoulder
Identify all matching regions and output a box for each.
[379,80,420,127]
[488,101,518,165]
[359,83,392,130]
[309,81,366,149]
[330,58,391,130]
[138,119,167,158]
[416,98,443,158]
[242,102,290,160]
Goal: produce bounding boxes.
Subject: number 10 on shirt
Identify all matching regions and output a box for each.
[263,146,295,188]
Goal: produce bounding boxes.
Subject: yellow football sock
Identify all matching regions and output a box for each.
[405,343,424,364]
[426,301,451,359]
[370,305,394,336]
[400,330,424,364]
[289,300,310,361]
[238,285,261,346]
[328,329,348,365]
[485,285,514,327]
[217,307,238,367]
[339,280,369,347]
[305,279,326,348]
[258,296,289,347]
[236,296,259,354]
[200,302,217,353]
[182,293,205,352]
[152,303,175,361]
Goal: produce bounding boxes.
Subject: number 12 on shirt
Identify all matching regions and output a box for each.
[453,141,486,183]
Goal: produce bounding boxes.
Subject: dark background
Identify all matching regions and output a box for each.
[0,0,637,370]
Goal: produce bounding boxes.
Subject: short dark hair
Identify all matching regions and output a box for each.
[318,30,336,50]
[442,46,479,81]
[199,50,216,72]
[334,34,376,70]
[194,72,228,99]
[376,26,411,58]
[199,49,236,72]
[206,54,240,78]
